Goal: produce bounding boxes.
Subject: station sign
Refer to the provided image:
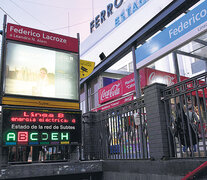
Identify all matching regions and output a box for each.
[136,0,207,69]
[6,23,78,52]
[2,107,81,146]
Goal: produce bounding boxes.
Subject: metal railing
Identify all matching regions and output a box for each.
[7,145,79,163]
[82,97,150,160]
[163,72,207,158]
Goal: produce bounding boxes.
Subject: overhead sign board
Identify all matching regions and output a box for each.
[6,23,78,52]
[2,107,81,146]
[136,0,207,69]
[81,0,173,65]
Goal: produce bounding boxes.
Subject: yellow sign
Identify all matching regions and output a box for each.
[80,60,95,78]
[2,97,80,109]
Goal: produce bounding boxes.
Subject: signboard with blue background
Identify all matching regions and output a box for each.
[135,0,207,69]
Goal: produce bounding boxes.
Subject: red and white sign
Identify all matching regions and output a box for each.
[93,94,134,112]
[98,73,136,104]
[98,67,207,109]
[6,23,78,53]
[98,67,190,104]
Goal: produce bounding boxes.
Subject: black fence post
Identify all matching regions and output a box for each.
[82,111,100,160]
[144,83,169,160]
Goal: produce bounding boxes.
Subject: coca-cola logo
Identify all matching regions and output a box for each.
[163,75,175,86]
[148,72,175,86]
[124,96,132,102]
[100,83,121,101]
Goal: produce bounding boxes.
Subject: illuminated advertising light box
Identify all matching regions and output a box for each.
[4,41,79,100]
[2,107,81,146]
[4,23,79,106]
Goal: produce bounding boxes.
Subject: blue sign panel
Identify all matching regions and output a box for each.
[103,77,118,87]
[135,0,207,67]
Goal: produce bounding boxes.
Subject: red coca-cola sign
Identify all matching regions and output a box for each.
[93,95,134,112]
[6,23,78,52]
[98,68,184,104]
[99,82,122,104]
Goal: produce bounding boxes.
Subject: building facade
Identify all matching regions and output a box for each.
[80,0,207,113]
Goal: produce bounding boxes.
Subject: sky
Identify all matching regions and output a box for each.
[0,0,110,43]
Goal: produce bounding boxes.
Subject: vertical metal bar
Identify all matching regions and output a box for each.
[175,96,184,157]
[172,51,180,83]
[184,93,194,157]
[0,15,7,100]
[132,45,141,98]
[76,33,82,161]
[202,88,207,156]
[196,88,206,156]
[173,97,178,158]
[77,33,80,104]
[133,108,138,159]
[136,109,141,158]
[132,45,145,158]
[0,15,7,166]
[179,94,190,157]
[189,92,200,157]
[100,118,103,159]
[104,114,109,160]
[131,108,137,159]
[109,112,113,159]
[128,111,132,159]
[122,109,128,159]
[115,112,120,159]
[119,110,125,159]
[143,107,148,158]
[84,83,89,112]
[126,112,131,159]
[112,112,116,159]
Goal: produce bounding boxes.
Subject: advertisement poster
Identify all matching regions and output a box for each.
[5,42,79,100]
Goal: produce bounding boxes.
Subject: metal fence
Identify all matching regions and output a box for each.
[7,145,79,164]
[163,72,207,158]
[82,97,150,160]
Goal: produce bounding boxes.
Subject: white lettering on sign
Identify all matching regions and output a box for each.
[124,96,132,102]
[100,83,121,101]
[169,8,207,39]
[115,0,149,27]
[125,78,135,89]
[148,72,175,86]
[9,25,67,44]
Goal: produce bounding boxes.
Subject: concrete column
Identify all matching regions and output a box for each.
[144,83,169,160]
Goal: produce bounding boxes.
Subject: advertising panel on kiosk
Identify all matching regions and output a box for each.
[0,23,81,146]
[2,23,79,109]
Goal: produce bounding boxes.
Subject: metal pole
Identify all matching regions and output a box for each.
[77,33,81,109]
[132,45,141,98]
[132,45,145,158]
[0,14,7,167]
[84,82,89,112]
[172,51,180,82]
[0,15,7,98]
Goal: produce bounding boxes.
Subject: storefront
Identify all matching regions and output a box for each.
[80,0,204,113]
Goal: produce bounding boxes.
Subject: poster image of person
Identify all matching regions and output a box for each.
[32,67,55,97]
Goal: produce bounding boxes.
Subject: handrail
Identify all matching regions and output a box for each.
[182,161,207,180]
